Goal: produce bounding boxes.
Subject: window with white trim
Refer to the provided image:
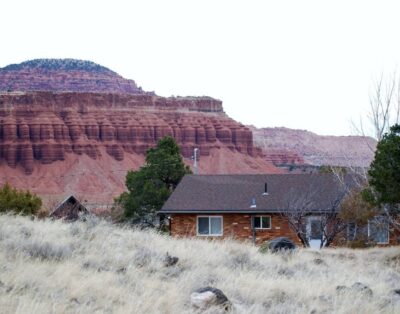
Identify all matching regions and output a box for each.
[197,216,223,236]
[253,216,271,229]
[368,216,389,244]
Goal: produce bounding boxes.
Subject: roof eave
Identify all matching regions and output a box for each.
[158,209,339,214]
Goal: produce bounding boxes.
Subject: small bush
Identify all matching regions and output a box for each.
[24,241,72,261]
[0,183,42,216]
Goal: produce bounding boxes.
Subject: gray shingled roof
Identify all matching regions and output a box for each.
[160,174,352,213]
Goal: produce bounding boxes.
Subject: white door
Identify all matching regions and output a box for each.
[307,217,323,249]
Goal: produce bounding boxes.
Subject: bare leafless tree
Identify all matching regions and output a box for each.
[353,72,400,142]
[280,176,351,248]
[281,186,317,247]
[319,189,348,248]
[350,72,400,233]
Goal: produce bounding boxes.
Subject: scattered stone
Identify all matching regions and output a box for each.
[21,227,31,239]
[277,267,295,277]
[318,295,332,303]
[337,253,356,260]
[269,289,288,303]
[191,287,230,310]
[393,289,400,296]
[336,283,373,297]
[336,285,349,293]
[82,262,90,269]
[116,267,127,274]
[313,258,325,265]
[0,281,11,294]
[266,237,296,253]
[96,266,109,273]
[163,252,179,267]
[70,298,80,304]
[351,282,373,297]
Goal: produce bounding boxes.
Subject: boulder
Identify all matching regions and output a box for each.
[351,282,373,297]
[336,285,349,293]
[163,252,179,267]
[313,258,325,265]
[336,282,373,297]
[190,287,230,310]
[260,237,296,253]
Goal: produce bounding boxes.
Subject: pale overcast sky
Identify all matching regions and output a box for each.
[1,0,400,136]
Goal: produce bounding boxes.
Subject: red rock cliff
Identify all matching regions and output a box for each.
[0,59,280,203]
[0,92,261,175]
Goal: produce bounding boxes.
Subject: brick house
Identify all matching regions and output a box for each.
[159,174,397,247]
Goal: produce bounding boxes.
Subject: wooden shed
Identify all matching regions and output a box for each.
[50,195,88,220]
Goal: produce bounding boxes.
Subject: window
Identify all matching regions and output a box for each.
[347,222,357,241]
[253,216,271,229]
[347,223,369,241]
[368,217,389,244]
[197,216,223,236]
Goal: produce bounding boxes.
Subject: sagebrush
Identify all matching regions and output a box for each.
[0,215,400,313]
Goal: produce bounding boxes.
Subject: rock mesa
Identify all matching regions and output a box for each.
[0,92,260,175]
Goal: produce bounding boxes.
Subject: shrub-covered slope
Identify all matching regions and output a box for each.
[0,215,399,313]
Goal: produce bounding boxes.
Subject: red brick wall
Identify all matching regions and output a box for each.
[170,213,399,247]
[389,225,400,245]
[170,213,301,245]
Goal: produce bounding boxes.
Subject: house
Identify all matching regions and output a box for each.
[50,195,89,220]
[159,174,398,247]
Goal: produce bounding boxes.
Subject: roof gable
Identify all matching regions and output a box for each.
[50,195,88,220]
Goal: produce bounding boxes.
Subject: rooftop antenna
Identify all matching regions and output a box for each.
[193,148,199,175]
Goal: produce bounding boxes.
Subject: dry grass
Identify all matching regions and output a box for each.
[0,215,400,314]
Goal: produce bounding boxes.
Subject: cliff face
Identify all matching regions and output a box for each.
[0,91,260,176]
[0,58,281,203]
[250,126,377,168]
[0,91,279,202]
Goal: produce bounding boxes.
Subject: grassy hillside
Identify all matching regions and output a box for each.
[0,215,399,313]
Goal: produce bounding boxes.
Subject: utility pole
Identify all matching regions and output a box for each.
[193,148,199,174]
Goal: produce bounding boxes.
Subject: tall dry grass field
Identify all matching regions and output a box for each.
[0,214,400,313]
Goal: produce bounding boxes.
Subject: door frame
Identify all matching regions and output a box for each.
[306,216,324,249]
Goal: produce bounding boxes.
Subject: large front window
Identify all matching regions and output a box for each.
[197,216,223,236]
[368,217,389,244]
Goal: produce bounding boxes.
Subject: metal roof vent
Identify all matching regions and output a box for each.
[262,182,268,196]
[250,197,257,208]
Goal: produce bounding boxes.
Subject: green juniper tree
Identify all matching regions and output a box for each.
[0,183,42,215]
[368,124,400,207]
[116,136,191,224]
[365,124,400,233]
